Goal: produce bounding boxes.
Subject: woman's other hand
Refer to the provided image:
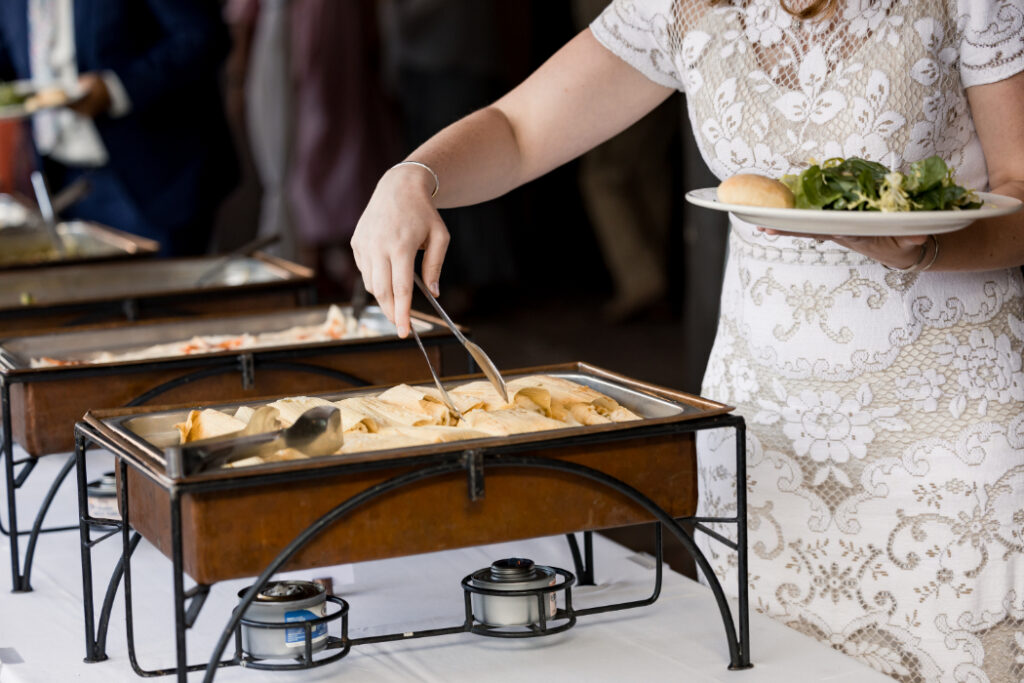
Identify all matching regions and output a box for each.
[351,162,448,338]
[757,226,929,269]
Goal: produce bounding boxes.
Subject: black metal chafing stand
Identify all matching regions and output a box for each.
[74,410,751,681]
[1,329,463,593]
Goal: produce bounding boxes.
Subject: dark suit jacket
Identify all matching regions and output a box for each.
[0,0,238,230]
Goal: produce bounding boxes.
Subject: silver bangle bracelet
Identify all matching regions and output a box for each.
[391,160,439,198]
[883,234,939,273]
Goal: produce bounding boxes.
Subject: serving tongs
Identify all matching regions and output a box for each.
[351,277,369,325]
[408,321,463,421]
[166,405,342,478]
[29,170,66,256]
[413,272,508,403]
[193,233,281,287]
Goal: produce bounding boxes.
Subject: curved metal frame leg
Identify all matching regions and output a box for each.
[18,453,77,591]
[94,531,142,659]
[2,379,20,589]
[200,452,750,682]
[565,531,595,585]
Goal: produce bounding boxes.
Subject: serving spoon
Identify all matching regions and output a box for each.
[167,405,342,477]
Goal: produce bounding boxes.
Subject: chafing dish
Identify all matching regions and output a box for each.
[83,363,731,584]
[0,252,313,332]
[0,220,159,270]
[0,305,451,456]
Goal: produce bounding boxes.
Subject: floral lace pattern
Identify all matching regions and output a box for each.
[594,0,1024,680]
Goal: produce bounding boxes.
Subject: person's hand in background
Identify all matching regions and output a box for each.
[69,72,111,118]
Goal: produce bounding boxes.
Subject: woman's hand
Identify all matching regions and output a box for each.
[350,164,449,338]
[757,226,929,269]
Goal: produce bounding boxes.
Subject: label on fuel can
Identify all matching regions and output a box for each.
[283,606,327,646]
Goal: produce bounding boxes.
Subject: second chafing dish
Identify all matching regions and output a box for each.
[0,252,313,332]
[0,305,453,456]
[83,363,732,584]
[0,220,159,270]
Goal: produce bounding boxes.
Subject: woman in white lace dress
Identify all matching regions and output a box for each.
[351,0,1024,679]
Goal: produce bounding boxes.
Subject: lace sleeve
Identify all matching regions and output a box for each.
[590,0,685,91]
[957,0,1024,87]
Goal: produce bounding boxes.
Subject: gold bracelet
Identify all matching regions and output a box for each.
[391,160,439,198]
[882,235,939,273]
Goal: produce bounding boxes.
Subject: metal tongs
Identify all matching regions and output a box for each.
[166,405,342,478]
[29,170,65,255]
[408,319,463,421]
[351,277,369,325]
[193,233,282,287]
[413,273,508,403]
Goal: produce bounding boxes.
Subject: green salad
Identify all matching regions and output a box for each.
[0,83,27,107]
[780,156,981,212]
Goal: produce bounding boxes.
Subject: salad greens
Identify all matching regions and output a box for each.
[780,156,981,212]
[0,83,28,107]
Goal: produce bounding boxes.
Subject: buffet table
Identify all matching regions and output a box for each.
[0,450,890,682]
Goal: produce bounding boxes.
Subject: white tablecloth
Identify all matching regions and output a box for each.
[0,450,890,682]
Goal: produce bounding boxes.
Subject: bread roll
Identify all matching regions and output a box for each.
[717,174,795,208]
[24,87,69,112]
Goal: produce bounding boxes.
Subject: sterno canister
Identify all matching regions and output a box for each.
[469,558,558,627]
[237,580,327,659]
[87,471,119,519]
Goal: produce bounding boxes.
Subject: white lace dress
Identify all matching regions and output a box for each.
[593,1,1024,680]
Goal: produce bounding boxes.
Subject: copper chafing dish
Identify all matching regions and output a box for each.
[83,363,732,585]
[0,220,159,270]
[0,305,453,456]
[0,252,313,332]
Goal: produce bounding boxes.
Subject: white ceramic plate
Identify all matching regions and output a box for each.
[685,187,1022,236]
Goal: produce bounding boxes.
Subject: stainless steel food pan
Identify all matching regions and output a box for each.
[0,252,313,331]
[0,221,159,270]
[83,362,732,583]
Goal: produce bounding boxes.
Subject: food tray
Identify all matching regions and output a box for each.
[0,252,313,332]
[84,362,732,584]
[0,220,159,270]
[0,306,452,456]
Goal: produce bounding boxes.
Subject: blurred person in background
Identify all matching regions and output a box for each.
[571,0,677,324]
[380,0,523,315]
[227,0,399,298]
[0,0,238,257]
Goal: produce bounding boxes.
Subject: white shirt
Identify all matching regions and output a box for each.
[28,0,131,166]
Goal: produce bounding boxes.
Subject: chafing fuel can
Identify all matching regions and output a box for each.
[237,580,327,659]
[86,471,119,519]
[470,558,558,627]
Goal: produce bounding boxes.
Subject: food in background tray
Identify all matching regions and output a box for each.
[30,305,371,367]
[175,374,642,467]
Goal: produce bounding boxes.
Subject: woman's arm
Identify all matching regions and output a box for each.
[351,29,674,336]
[762,71,1024,272]
[938,70,1024,269]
